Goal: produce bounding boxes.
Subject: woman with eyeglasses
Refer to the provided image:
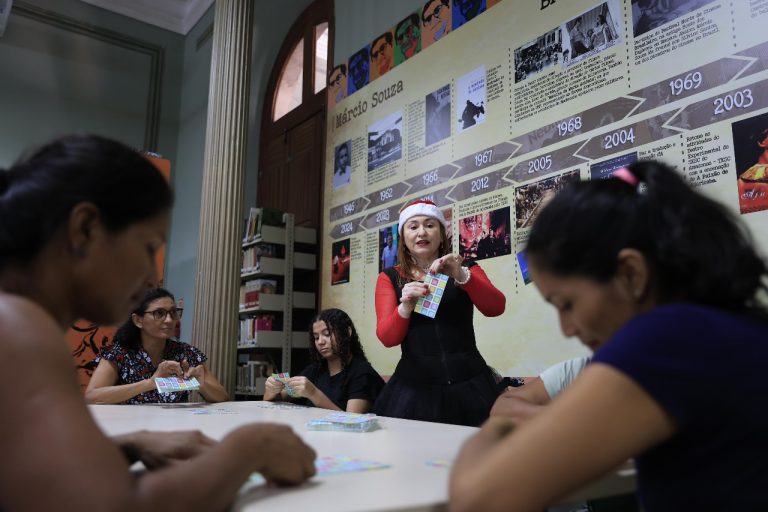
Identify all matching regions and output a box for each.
[86,287,229,404]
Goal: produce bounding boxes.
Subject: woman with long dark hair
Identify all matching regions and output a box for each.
[450,161,768,511]
[264,308,385,412]
[0,134,314,511]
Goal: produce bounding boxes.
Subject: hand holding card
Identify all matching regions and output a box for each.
[413,272,449,318]
[272,372,299,397]
[155,376,200,394]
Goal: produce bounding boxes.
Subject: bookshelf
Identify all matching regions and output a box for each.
[236,210,317,398]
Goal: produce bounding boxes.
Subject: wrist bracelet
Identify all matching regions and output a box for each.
[454,267,471,286]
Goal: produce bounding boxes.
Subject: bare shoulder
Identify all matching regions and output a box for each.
[0,292,78,403]
[0,292,62,341]
[0,292,66,363]
[0,293,138,510]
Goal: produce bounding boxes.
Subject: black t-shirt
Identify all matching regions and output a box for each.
[297,357,385,410]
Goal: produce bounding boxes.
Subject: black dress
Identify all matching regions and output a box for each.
[373,266,498,426]
[296,356,385,410]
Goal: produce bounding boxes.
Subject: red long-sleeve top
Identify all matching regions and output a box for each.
[375,265,506,347]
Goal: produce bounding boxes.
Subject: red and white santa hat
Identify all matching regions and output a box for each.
[398,199,448,234]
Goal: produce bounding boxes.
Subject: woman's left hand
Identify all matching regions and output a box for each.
[430,253,466,281]
[182,359,205,383]
[287,376,316,399]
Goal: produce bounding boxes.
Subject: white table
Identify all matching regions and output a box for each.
[90,401,474,512]
[89,401,635,512]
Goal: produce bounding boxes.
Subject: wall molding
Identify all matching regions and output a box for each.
[196,23,213,51]
[12,1,164,151]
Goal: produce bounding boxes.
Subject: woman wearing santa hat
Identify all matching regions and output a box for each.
[373,199,506,426]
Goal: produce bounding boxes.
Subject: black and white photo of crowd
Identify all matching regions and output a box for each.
[514,28,563,83]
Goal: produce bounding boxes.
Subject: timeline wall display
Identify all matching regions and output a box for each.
[323,0,768,376]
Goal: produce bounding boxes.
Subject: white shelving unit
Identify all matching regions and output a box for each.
[236,213,316,397]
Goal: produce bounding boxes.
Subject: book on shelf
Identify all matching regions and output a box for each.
[241,243,279,274]
[239,314,275,342]
[239,279,278,310]
[243,207,285,243]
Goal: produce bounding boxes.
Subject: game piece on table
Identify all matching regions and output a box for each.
[315,455,390,475]
[425,458,452,468]
[246,455,390,486]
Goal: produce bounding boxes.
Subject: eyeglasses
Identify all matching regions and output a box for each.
[423,4,445,25]
[143,307,183,321]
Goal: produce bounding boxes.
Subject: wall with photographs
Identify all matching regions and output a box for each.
[322,0,768,376]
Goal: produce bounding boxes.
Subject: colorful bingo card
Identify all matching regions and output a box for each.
[414,272,448,318]
[155,376,200,394]
[272,372,299,397]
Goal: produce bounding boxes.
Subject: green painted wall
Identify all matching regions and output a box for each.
[0,0,416,341]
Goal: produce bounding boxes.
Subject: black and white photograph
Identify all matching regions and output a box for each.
[333,140,352,190]
[425,84,451,146]
[632,0,716,38]
[563,0,621,66]
[456,66,486,133]
[514,27,563,83]
[368,111,403,171]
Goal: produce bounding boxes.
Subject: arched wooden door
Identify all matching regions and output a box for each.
[258,0,332,229]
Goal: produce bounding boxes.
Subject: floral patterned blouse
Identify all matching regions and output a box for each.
[96,339,207,404]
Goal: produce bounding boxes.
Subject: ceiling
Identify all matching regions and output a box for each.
[79,0,215,35]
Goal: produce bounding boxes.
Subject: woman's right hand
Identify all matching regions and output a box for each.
[264,376,285,395]
[399,281,429,314]
[150,360,184,382]
[117,430,217,469]
[229,423,316,485]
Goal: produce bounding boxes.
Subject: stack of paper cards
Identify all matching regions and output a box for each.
[272,372,298,397]
[306,411,380,432]
[155,376,200,394]
[414,272,449,318]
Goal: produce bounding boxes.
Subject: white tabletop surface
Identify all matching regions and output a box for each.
[90,401,475,512]
[90,401,636,511]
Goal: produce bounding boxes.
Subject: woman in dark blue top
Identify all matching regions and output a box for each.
[450,160,768,511]
[264,308,385,412]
